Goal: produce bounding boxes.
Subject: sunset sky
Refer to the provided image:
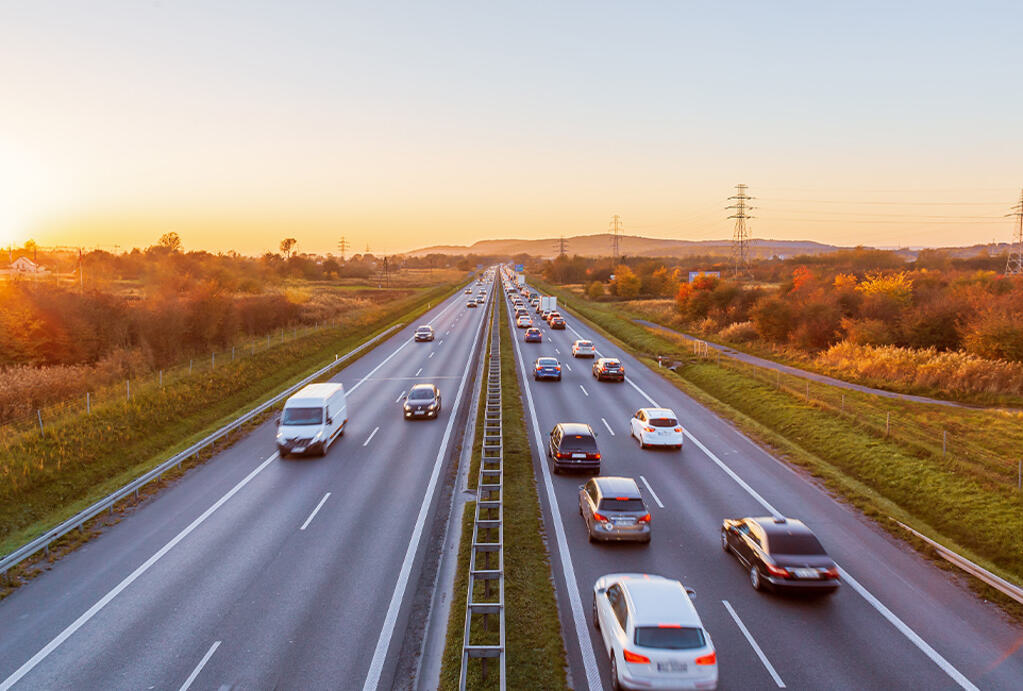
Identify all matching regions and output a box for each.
[1,1,1020,256]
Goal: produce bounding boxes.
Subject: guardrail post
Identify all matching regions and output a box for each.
[37,409,44,436]
[86,391,91,414]
[212,352,215,370]
[886,412,891,437]
[126,379,130,401]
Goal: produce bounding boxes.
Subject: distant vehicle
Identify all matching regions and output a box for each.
[540,295,557,313]
[592,358,625,382]
[630,408,684,450]
[524,327,543,342]
[402,383,442,420]
[276,383,347,457]
[593,574,718,691]
[514,307,529,319]
[546,311,561,324]
[476,295,485,304]
[548,422,600,474]
[516,315,533,328]
[464,288,472,294]
[533,356,562,381]
[550,316,566,330]
[572,340,596,358]
[466,300,478,308]
[721,516,840,595]
[579,477,651,543]
[541,310,552,321]
[414,325,435,342]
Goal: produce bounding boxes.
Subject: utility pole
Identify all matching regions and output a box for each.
[727,184,755,279]
[1006,188,1023,275]
[609,215,623,265]
[337,236,349,261]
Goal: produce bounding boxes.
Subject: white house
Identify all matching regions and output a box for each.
[4,257,50,276]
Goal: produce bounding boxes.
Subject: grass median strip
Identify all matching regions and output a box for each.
[0,282,460,571]
[439,296,569,690]
[535,278,1023,604]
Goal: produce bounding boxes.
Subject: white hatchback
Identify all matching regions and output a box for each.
[630,408,684,450]
[572,340,596,358]
[593,573,717,690]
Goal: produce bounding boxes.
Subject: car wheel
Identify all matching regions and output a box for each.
[592,595,600,629]
[750,565,763,591]
[556,375,561,381]
[534,375,539,381]
[610,655,623,691]
[721,530,730,553]
[588,531,596,543]
[552,463,561,475]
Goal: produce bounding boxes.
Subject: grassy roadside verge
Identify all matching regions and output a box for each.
[534,278,1023,599]
[0,281,461,560]
[439,296,569,689]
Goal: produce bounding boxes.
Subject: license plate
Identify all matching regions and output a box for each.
[572,453,586,459]
[793,568,818,579]
[293,447,305,453]
[415,411,425,415]
[657,662,687,672]
[614,518,636,525]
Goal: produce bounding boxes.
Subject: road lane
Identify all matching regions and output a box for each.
[0,277,494,690]
[503,279,1023,690]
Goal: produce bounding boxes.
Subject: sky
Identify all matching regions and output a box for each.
[1,1,1021,256]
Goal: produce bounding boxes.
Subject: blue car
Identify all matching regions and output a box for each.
[533,357,562,381]
[524,327,543,343]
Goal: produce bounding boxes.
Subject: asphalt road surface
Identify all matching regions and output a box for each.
[0,281,492,691]
[505,280,1023,691]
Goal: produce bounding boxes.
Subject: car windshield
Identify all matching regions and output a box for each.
[768,532,826,555]
[598,498,645,512]
[578,342,592,348]
[416,327,431,333]
[409,388,435,401]
[538,358,558,366]
[634,626,706,650]
[603,360,620,368]
[650,418,678,427]
[562,434,597,452]
[282,407,322,425]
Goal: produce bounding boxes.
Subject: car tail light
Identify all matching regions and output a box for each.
[592,453,601,460]
[644,426,655,433]
[695,651,716,666]
[674,427,683,433]
[657,623,681,628]
[638,513,651,523]
[765,562,790,578]
[623,650,650,664]
[556,452,568,459]
[555,366,561,371]
[824,567,840,580]
[592,512,608,522]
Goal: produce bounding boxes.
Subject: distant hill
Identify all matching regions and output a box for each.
[406,233,842,259]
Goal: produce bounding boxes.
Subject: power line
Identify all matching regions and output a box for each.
[727,184,754,279]
[1007,188,1023,275]
[337,236,349,261]
[609,215,623,264]
[554,235,567,258]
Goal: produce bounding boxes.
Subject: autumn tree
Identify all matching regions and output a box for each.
[280,238,297,260]
[610,265,641,298]
[158,232,182,253]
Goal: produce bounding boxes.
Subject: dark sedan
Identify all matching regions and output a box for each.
[402,383,442,420]
[721,516,840,594]
[524,327,543,343]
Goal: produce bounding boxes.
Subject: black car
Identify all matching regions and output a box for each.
[721,516,840,594]
[414,325,435,341]
[547,422,600,474]
[403,383,442,420]
[533,357,562,381]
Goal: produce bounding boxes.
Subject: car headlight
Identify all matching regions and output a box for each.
[276,431,284,440]
[428,402,437,410]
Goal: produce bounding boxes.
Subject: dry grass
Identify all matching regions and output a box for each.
[817,342,1023,398]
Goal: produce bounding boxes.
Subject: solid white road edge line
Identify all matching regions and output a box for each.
[508,303,602,691]
[360,293,489,691]
[0,453,279,691]
[177,640,221,691]
[600,417,615,436]
[549,285,981,690]
[300,493,331,531]
[363,427,380,447]
[722,601,785,688]
[638,476,663,508]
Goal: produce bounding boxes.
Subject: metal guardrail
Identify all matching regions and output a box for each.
[0,323,405,583]
[459,289,506,690]
[893,520,1023,606]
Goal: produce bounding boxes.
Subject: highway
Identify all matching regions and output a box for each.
[503,277,1023,690]
[0,281,493,690]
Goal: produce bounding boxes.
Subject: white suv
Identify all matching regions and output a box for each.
[593,573,717,690]
[572,340,597,358]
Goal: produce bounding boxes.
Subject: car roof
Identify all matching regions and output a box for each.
[415,325,432,330]
[597,357,620,363]
[593,476,642,498]
[558,422,593,436]
[409,383,436,392]
[537,356,558,363]
[616,575,701,628]
[640,407,676,418]
[575,340,593,345]
[749,516,813,535]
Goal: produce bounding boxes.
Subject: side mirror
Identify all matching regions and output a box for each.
[686,587,696,600]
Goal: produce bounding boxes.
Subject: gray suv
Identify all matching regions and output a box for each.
[579,476,651,543]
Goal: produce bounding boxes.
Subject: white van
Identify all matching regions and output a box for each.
[276,382,347,457]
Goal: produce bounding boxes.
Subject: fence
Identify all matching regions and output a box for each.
[0,320,349,449]
[459,298,506,690]
[0,323,403,584]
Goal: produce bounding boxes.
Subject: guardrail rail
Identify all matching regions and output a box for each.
[1,322,405,584]
[459,293,506,690]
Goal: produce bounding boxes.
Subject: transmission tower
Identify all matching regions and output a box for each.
[609,215,624,264]
[554,235,568,258]
[1006,188,1023,275]
[727,184,755,279]
[337,236,350,261]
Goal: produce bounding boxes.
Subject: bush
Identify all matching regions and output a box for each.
[718,320,758,343]
[586,281,604,300]
[750,296,795,343]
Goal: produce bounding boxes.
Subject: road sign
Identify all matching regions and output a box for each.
[514,264,525,272]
